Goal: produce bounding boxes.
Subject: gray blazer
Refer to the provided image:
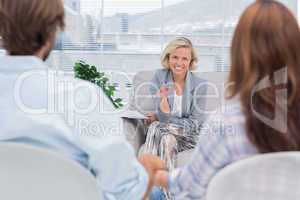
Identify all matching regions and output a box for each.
[149,69,207,134]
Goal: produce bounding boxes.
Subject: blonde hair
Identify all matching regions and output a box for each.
[160,37,198,70]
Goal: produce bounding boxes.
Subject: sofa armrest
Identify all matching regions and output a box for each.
[122,117,147,155]
[177,148,195,167]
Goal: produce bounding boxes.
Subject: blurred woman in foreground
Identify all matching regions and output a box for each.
[142,0,300,199]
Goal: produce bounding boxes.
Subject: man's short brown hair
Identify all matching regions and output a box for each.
[0,0,65,55]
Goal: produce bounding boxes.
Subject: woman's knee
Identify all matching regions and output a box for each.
[161,134,176,142]
[149,121,160,129]
[160,134,177,148]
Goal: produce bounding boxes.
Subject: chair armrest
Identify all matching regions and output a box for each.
[177,148,195,167]
[122,117,147,155]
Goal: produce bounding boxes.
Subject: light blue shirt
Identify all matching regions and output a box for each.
[0,55,148,200]
[168,101,258,199]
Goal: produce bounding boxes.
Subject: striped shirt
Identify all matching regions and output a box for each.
[168,100,258,199]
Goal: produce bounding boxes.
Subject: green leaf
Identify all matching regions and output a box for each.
[101,77,108,84]
[114,98,122,103]
[74,62,81,69]
[106,90,113,97]
[99,72,104,77]
[108,85,116,91]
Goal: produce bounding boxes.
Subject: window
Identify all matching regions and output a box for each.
[1,0,298,72]
[0,0,297,106]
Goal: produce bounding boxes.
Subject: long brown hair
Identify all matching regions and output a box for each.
[227,0,300,153]
[0,0,65,55]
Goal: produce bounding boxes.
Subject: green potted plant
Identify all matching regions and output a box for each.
[74,61,124,108]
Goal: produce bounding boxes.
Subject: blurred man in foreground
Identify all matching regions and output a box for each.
[0,0,164,199]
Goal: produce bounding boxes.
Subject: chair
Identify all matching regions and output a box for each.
[206,152,300,200]
[0,142,99,200]
[123,70,228,166]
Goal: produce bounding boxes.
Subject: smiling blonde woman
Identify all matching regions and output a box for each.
[139,37,208,199]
